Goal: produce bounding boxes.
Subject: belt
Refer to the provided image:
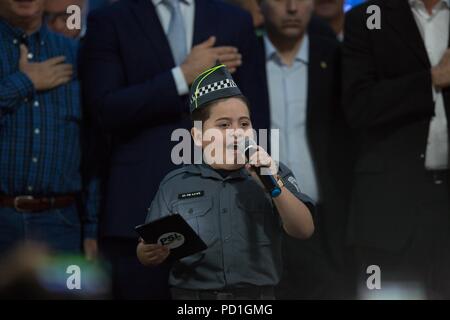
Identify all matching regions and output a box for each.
[0,194,77,213]
[171,286,275,300]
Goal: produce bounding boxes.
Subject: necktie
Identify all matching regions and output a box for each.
[165,0,187,66]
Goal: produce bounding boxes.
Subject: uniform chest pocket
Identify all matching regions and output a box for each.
[236,198,273,245]
[173,197,215,245]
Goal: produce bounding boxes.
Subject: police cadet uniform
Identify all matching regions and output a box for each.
[144,65,315,300]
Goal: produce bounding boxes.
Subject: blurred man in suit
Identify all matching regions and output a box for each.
[81,0,261,299]
[343,0,450,298]
[256,0,354,299]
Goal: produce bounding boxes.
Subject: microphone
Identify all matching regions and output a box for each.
[242,137,282,198]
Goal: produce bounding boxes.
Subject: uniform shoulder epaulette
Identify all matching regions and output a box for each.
[277,162,289,176]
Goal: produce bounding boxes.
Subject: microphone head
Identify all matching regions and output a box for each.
[242,136,257,161]
[243,136,257,147]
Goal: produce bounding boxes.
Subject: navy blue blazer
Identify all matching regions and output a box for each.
[80,0,260,238]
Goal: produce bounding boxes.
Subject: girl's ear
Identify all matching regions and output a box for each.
[191,127,203,147]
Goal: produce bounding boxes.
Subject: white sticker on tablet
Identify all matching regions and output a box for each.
[158,232,185,249]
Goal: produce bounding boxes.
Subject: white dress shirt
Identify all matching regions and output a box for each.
[264,34,320,202]
[410,0,449,170]
[152,0,195,96]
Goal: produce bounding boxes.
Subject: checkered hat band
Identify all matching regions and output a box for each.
[191,79,238,105]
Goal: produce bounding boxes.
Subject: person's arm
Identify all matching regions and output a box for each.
[272,171,315,240]
[80,12,184,132]
[342,7,434,130]
[1,44,72,111]
[0,72,34,110]
[80,11,241,132]
[246,149,315,240]
[431,49,450,90]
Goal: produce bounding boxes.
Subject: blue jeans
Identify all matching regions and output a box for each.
[0,204,82,256]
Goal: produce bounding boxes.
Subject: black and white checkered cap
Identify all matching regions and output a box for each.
[189,64,243,113]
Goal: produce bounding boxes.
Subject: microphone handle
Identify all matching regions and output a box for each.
[255,167,282,198]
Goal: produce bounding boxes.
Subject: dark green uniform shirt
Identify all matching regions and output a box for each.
[145,162,314,290]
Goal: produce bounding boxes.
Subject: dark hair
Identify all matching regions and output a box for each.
[190,95,251,124]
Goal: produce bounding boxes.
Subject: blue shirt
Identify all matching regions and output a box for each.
[0,20,98,238]
[145,162,314,290]
[264,34,320,202]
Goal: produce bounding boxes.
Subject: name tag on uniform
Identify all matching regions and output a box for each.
[178,191,204,200]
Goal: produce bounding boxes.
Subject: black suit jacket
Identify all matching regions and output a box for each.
[255,33,354,267]
[342,0,450,251]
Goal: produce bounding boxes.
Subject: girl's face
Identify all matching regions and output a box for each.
[191,97,255,170]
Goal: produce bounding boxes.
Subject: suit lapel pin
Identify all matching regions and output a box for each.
[320,61,327,69]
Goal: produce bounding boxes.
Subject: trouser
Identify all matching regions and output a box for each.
[0,203,82,257]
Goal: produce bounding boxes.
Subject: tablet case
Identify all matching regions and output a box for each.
[135,214,207,261]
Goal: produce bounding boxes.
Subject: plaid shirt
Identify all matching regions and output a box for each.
[0,19,98,239]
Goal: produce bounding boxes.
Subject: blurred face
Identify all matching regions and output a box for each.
[191,98,254,170]
[0,0,44,23]
[231,0,265,27]
[260,0,314,40]
[315,0,344,20]
[45,0,85,38]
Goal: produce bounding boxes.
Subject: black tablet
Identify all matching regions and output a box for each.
[135,214,207,261]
